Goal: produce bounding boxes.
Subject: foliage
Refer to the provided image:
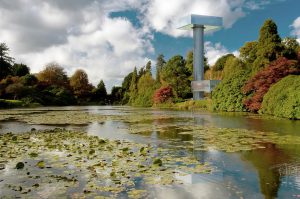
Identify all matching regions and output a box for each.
[110,86,123,105]
[132,72,156,107]
[37,63,69,87]
[213,54,235,71]
[11,63,30,77]
[0,43,14,80]
[20,74,38,86]
[160,55,191,99]
[93,80,107,104]
[282,37,300,59]
[243,57,300,112]
[212,60,250,112]
[128,67,138,104]
[0,99,23,108]
[260,75,300,119]
[155,54,166,83]
[239,41,258,64]
[70,69,93,100]
[153,85,174,104]
[253,19,283,72]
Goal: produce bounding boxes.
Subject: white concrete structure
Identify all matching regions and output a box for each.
[178,15,223,100]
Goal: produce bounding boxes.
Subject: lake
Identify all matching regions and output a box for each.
[0,106,300,198]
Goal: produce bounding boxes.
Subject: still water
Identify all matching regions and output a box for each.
[1,106,300,199]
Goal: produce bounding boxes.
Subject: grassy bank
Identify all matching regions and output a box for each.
[0,99,40,109]
[154,99,212,111]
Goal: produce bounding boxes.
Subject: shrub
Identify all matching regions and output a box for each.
[243,57,300,112]
[153,86,174,104]
[260,75,300,119]
[212,70,250,112]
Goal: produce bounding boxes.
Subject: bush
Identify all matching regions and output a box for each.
[153,86,174,104]
[212,70,250,112]
[260,75,300,119]
[0,99,23,108]
[243,57,300,112]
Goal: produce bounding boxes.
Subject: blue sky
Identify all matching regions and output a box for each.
[112,0,300,61]
[1,0,300,90]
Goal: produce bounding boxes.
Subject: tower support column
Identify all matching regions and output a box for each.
[193,25,204,100]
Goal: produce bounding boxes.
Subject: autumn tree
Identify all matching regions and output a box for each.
[37,63,69,87]
[70,69,93,100]
[153,85,174,104]
[0,43,14,80]
[243,57,300,112]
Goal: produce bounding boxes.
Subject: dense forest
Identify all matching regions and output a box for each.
[0,19,299,119]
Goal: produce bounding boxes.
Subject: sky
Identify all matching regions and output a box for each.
[0,0,300,91]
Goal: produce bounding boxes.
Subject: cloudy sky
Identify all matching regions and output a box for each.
[0,0,299,91]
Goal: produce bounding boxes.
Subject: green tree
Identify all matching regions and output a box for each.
[93,80,107,104]
[212,58,250,112]
[132,72,156,107]
[110,86,123,105]
[282,37,300,59]
[155,54,166,82]
[128,67,138,104]
[145,61,152,75]
[239,41,258,64]
[253,19,283,72]
[37,63,69,87]
[213,54,235,71]
[0,43,14,80]
[11,63,30,77]
[70,69,93,100]
[161,55,191,99]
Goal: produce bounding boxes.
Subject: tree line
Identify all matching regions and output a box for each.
[1,19,300,119]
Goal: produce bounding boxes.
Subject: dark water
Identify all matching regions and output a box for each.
[1,106,300,199]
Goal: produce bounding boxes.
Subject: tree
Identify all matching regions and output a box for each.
[70,69,93,99]
[5,82,27,100]
[239,41,258,64]
[110,86,123,105]
[253,19,283,72]
[213,54,235,71]
[128,67,138,104]
[93,80,107,103]
[145,61,152,75]
[132,72,156,106]
[260,75,300,119]
[37,63,69,87]
[212,59,250,112]
[243,57,300,112]
[160,55,191,99]
[282,37,300,59]
[0,43,14,80]
[153,85,174,104]
[11,63,30,77]
[20,74,38,86]
[155,54,166,82]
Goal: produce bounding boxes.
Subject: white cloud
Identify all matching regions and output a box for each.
[291,16,300,43]
[205,41,234,65]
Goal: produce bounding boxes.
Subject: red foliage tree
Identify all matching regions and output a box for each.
[153,85,174,104]
[242,57,300,112]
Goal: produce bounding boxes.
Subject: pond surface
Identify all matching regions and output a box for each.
[1,106,300,199]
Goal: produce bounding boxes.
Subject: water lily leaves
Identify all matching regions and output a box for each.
[36,161,45,169]
[153,159,163,167]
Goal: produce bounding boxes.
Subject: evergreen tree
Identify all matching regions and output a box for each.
[11,63,30,77]
[253,19,283,71]
[129,67,138,104]
[0,43,14,80]
[145,61,152,75]
[155,54,166,82]
[94,80,107,103]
